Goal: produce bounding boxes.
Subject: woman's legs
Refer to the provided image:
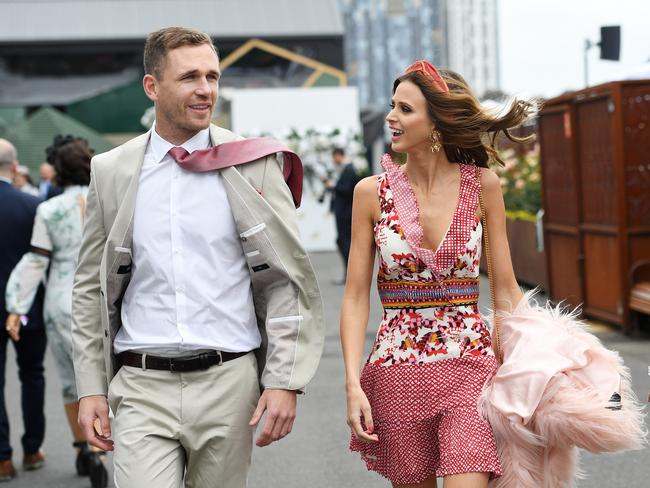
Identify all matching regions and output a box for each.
[392,471,490,488]
[393,476,438,488]
[64,401,85,442]
[442,472,489,488]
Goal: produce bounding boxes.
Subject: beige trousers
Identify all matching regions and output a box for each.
[107,352,260,488]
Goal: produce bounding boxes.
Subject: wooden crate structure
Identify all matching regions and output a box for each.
[538,80,650,332]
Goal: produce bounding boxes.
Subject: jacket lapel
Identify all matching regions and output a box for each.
[107,133,149,251]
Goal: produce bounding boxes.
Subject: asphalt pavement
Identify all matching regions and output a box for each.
[4,251,649,487]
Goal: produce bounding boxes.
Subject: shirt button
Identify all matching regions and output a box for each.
[176,286,184,293]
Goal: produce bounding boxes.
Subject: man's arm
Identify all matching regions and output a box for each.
[71,160,113,451]
[247,155,324,446]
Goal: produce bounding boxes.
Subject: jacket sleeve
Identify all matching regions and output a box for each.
[253,156,324,392]
[72,160,109,398]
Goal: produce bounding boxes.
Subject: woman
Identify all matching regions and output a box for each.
[340,61,533,488]
[5,136,108,488]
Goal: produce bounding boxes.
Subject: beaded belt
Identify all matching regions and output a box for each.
[378,278,480,308]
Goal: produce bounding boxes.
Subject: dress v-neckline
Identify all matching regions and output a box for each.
[402,164,462,256]
[380,154,481,278]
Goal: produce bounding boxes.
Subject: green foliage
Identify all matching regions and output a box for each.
[495,144,541,217]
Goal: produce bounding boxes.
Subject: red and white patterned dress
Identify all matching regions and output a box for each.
[350,155,502,484]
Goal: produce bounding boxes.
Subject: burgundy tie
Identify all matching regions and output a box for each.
[168,146,191,166]
[166,138,303,207]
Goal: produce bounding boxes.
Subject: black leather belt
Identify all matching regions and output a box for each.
[119,350,249,372]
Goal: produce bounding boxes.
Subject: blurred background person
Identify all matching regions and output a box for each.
[37,162,62,201]
[14,165,40,198]
[327,147,360,284]
[4,135,108,487]
[0,138,47,481]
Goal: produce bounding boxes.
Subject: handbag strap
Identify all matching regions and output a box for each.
[477,166,503,364]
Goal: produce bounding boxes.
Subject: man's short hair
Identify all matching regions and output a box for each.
[0,138,17,171]
[332,147,345,157]
[143,27,217,79]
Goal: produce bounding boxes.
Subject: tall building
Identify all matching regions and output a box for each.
[446,0,500,98]
[339,0,499,108]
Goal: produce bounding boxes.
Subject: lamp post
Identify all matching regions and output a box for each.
[584,39,594,87]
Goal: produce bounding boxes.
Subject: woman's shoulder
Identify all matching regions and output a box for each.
[354,174,381,197]
[477,166,501,195]
[37,190,77,216]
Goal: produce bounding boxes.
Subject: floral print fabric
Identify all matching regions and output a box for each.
[6,186,87,402]
[350,156,501,483]
[368,156,494,365]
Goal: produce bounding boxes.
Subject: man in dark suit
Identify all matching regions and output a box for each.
[0,139,47,480]
[329,148,361,283]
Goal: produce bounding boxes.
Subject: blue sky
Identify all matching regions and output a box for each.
[498,0,650,98]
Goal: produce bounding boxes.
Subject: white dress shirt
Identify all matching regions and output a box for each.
[114,125,261,355]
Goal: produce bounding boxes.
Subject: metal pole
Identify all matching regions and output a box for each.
[584,39,592,87]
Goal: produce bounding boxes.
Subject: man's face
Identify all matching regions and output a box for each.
[147,44,220,144]
[14,173,27,187]
[39,163,54,181]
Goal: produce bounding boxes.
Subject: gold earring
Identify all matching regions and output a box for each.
[430,128,442,153]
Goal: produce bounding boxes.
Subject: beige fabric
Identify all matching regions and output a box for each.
[108,353,260,488]
[72,125,325,398]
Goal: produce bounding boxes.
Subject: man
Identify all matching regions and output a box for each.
[328,148,360,283]
[72,27,324,487]
[0,139,47,481]
[13,166,39,197]
[37,162,61,200]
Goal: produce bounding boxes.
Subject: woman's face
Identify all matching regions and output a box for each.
[386,80,435,154]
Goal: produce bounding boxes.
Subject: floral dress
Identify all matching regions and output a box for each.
[350,155,501,485]
[5,186,87,403]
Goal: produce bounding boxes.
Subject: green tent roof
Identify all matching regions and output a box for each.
[5,107,114,173]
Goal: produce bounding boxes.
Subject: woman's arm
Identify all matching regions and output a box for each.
[5,207,51,316]
[480,168,523,312]
[5,208,51,341]
[340,175,380,442]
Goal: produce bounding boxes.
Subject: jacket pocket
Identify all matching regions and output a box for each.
[240,223,266,240]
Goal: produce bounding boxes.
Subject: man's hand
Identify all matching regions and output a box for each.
[249,389,297,447]
[5,314,21,342]
[78,395,114,451]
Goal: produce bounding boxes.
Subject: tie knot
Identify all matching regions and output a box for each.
[168,146,189,163]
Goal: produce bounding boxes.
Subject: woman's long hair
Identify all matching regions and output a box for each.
[393,69,536,167]
[45,135,93,187]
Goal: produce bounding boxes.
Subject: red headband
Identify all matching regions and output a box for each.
[404,60,449,93]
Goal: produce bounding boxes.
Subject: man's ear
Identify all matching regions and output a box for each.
[143,74,158,102]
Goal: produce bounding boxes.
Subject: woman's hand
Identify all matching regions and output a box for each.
[346,384,378,443]
[5,313,22,342]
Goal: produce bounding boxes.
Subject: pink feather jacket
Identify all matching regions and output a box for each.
[479,290,647,487]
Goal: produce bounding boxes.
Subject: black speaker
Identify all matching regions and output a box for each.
[600,26,620,61]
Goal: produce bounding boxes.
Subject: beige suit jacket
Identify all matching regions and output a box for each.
[71,125,324,398]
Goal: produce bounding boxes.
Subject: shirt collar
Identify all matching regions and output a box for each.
[149,123,211,164]
[0,176,13,185]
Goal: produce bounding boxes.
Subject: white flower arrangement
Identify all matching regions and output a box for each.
[243,126,368,193]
